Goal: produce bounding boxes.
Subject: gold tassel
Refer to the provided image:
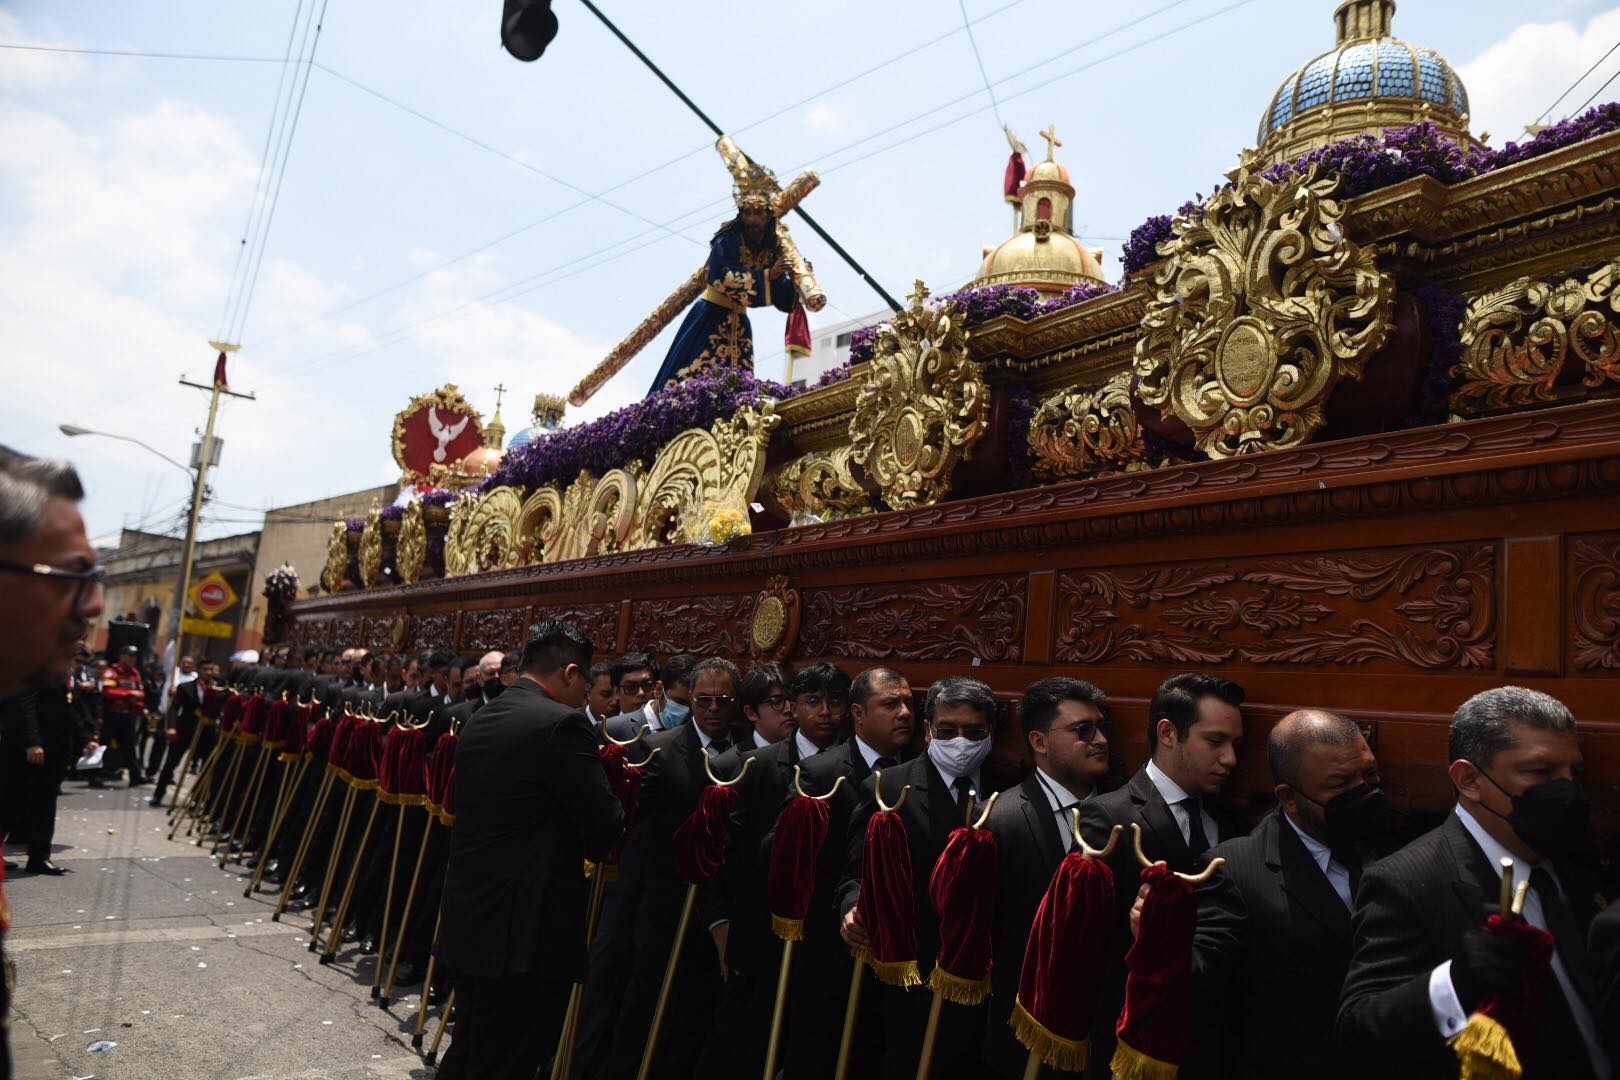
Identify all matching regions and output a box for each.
[1008,999,1090,1072]
[1450,1013,1522,1080]
[772,915,806,942]
[929,965,991,1006]
[856,949,921,989]
[1110,1039,1179,1080]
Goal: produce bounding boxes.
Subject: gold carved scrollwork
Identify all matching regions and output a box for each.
[850,281,989,510]
[320,522,348,593]
[462,486,524,572]
[1453,260,1620,413]
[442,495,478,578]
[358,507,384,589]
[1028,372,1151,480]
[763,445,870,522]
[395,500,426,585]
[1133,169,1395,458]
[634,405,779,547]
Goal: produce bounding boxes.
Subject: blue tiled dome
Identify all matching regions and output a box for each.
[1259,37,1468,146]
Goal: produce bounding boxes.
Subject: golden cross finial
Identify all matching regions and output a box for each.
[1040,124,1061,162]
[492,383,507,412]
[906,279,930,306]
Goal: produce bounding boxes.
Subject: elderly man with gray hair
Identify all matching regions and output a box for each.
[1338,686,1610,1079]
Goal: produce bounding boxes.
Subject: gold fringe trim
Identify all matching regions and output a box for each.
[929,965,991,1006]
[1450,1013,1522,1080]
[1110,1039,1178,1080]
[856,949,921,989]
[772,915,806,942]
[1008,999,1090,1072]
[262,739,285,750]
[437,810,456,827]
[350,778,378,791]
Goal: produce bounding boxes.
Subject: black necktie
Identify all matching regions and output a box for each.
[1529,866,1599,1010]
[1330,843,1363,904]
[953,776,974,815]
[1059,804,1080,852]
[709,735,731,758]
[875,756,897,769]
[1180,797,1210,856]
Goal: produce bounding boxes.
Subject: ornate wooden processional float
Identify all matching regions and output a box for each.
[293,2,1620,834]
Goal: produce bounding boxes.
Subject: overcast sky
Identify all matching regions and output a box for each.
[3,0,1616,561]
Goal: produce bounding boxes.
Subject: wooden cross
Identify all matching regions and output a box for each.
[1040,124,1061,162]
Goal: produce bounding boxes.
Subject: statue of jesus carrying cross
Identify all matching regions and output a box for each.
[568,137,827,406]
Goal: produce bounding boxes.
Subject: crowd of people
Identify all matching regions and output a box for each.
[3,444,1620,1080]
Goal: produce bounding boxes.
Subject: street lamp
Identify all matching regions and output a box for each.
[59,423,194,478]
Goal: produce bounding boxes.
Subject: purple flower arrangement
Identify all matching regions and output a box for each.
[378,503,405,523]
[419,488,457,509]
[344,518,363,533]
[1121,104,1620,275]
[263,565,300,602]
[1003,382,1036,492]
[478,369,797,493]
[1406,282,1465,429]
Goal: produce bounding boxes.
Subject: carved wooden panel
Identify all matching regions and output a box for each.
[1572,533,1620,670]
[627,595,755,658]
[1055,545,1496,669]
[413,611,456,650]
[533,602,620,653]
[332,615,361,649]
[459,607,527,652]
[798,575,1027,662]
[362,614,400,651]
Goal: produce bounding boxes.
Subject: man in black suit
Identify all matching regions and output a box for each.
[1338,687,1611,1079]
[1592,901,1620,1062]
[434,619,624,1080]
[1191,709,1385,1079]
[981,676,1113,1077]
[4,682,97,874]
[840,675,1002,1080]
[736,661,794,751]
[602,656,746,1080]
[769,665,912,1080]
[151,660,216,807]
[1080,671,1246,1076]
[584,659,617,737]
[602,651,659,743]
[696,661,849,1077]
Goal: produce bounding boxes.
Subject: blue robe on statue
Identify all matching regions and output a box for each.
[647,228,797,393]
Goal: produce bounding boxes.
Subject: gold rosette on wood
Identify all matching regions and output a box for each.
[850,281,989,510]
[1029,372,1151,480]
[1133,168,1394,458]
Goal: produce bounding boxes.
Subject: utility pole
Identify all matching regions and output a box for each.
[167,342,255,680]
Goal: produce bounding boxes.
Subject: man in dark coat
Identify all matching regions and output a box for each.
[1337,687,1611,1079]
[3,683,96,874]
[434,620,624,1080]
[1191,709,1386,1079]
[980,677,1113,1078]
[150,660,216,807]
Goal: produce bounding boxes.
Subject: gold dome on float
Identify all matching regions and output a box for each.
[449,393,507,485]
[1252,0,1477,167]
[973,125,1108,295]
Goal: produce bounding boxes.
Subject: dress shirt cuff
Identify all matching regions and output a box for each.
[1428,961,1468,1040]
[707,918,730,932]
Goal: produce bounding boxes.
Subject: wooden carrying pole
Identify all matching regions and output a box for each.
[168,721,230,841]
[320,793,382,962]
[411,911,443,1050]
[307,782,358,949]
[369,799,411,997]
[221,736,274,863]
[166,708,208,812]
[424,990,455,1066]
[379,816,436,1006]
[549,864,612,1079]
[272,766,336,921]
[835,771,911,1080]
[246,753,310,897]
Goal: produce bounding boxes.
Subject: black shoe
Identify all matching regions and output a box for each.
[128,778,151,787]
[264,866,287,886]
[341,921,361,943]
[2,859,18,871]
[392,960,423,987]
[359,934,378,955]
[87,779,107,789]
[25,860,71,876]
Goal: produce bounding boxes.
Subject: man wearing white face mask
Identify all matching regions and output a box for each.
[838,675,1001,1080]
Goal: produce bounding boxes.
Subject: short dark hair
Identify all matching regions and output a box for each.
[426,649,456,673]
[1148,672,1245,752]
[0,445,85,547]
[925,675,996,725]
[851,667,906,709]
[1449,686,1576,768]
[1266,709,1363,789]
[499,652,521,675]
[1019,677,1108,741]
[588,660,614,684]
[520,619,593,675]
[690,656,741,693]
[661,653,700,690]
[612,651,658,686]
[789,660,852,701]
[447,653,473,675]
[385,658,405,675]
[740,662,789,711]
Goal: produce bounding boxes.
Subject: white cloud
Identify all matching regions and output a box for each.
[1457,7,1620,147]
[0,13,87,91]
[806,101,853,137]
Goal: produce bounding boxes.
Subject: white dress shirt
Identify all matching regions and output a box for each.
[695,724,722,757]
[1282,813,1354,910]
[641,699,663,732]
[793,730,829,762]
[853,736,884,770]
[1427,805,1609,1077]
[1032,767,1091,851]
[1146,758,1219,846]
[751,729,771,750]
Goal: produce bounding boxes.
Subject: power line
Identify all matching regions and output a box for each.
[1535,37,1620,126]
[1575,61,1620,116]
[957,0,1004,130]
[0,40,288,62]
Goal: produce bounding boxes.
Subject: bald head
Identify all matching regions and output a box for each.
[1267,709,1363,789]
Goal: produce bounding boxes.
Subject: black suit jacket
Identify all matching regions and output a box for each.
[632,722,719,928]
[981,771,1071,1076]
[705,736,802,972]
[1591,900,1620,1062]
[435,678,624,982]
[1193,809,1362,1079]
[837,753,990,979]
[1337,811,1602,1080]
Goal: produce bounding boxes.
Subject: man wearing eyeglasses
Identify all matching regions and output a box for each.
[980,677,1113,1077]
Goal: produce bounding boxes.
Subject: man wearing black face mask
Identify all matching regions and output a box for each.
[1188,709,1386,1078]
[1338,687,1610,1079]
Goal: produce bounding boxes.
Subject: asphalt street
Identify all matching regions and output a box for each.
[4,776,441,1080]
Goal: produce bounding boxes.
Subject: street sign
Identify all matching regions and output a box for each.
[181,616,234,639]
[190,572,238,618]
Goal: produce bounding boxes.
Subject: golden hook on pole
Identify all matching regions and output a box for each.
[604,722,651,748]
[1072,815,1122,860]
[703,751,755,787]
[873,768,911,814]
[1128,822,1223,884]
[792,764,847,801]
[966,789,999,829]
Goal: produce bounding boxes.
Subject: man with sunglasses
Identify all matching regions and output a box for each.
[981,676,1113,1077]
